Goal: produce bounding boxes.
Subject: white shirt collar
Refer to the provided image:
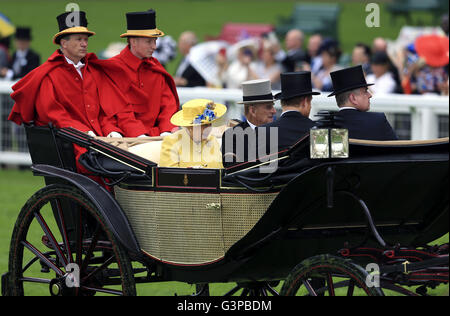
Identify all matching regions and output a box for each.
[338,107,357,111]
[247,120,257,130]
[281,110,299,116]
[65,56,85,78]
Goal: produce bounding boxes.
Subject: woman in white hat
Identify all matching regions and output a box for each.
[159,99,227,168]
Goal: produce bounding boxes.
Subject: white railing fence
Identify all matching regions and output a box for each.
[0,80,449,166]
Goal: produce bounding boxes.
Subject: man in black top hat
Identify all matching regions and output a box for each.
[329,65,398,140]
[0,27,40,80]
[105,9,179,137]
[256,71,319,156]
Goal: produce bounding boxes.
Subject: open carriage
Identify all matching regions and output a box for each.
[1,119,448,296]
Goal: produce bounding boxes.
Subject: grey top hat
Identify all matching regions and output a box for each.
[236,79,275,104]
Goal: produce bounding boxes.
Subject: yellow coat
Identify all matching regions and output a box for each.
[159,129,224,169]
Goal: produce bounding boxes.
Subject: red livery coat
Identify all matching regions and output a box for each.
[106,46,180,136]
[8,50,148,176]
[9,49,147,137]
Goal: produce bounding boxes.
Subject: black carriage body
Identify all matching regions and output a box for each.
[18,126,449,285]
[117,141,448,283]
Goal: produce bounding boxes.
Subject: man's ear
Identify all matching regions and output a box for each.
[299,97,307,109]
[130,37,140,47]
[248,105,256,116]
[348,92,357,106]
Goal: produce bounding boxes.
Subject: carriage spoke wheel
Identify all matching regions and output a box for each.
[224,282,280,296]
[7,184,136,296]
[280,254,384,296]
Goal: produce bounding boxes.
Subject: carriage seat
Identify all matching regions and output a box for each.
[128,136,225,166]
[129,140,163,165]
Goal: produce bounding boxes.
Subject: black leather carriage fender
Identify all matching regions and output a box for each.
[31,164,141,257]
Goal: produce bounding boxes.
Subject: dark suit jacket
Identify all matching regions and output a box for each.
[336,109,398,140]
[176,60,206,87]
[222,120,257,168]
[9,48,41,80]
[256,111,315,157]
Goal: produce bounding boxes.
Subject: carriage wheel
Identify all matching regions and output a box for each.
[280,254,384,296]
[7,184,136,296]
[223,282,280,296]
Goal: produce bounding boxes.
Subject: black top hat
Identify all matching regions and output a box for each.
[120,9,164,38]
[274,71,320,100]
[53,11,95,44]
[57,11,88,32]
[15,27,32,40]
[327,65,374,97]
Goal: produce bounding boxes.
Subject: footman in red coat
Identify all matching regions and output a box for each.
[104,9,180,137]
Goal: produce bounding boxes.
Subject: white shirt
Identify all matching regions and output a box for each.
[65,56,85,79]
[366,72,396,94]
[338,107,357,111]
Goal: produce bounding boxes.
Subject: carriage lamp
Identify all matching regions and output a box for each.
[310,111,349,159]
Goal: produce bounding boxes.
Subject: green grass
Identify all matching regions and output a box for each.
[0,169,448,296]
[1,0,443,75]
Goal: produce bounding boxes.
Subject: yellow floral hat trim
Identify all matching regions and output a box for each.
[170,99,227,127]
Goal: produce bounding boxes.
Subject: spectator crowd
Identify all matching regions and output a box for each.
[167,12,449,97]
[1,11,449,98]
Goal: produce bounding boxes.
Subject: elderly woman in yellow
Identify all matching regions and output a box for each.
[159,99,227,168]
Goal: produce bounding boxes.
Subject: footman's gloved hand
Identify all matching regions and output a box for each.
[107,131,123,138]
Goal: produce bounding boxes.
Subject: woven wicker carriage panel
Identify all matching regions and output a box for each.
[153,192,224,264]
[114,187,278,265]
[220,193,278,250]
[114,188,160,258]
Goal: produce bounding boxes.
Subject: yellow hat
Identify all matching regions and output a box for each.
[170,99,227,127]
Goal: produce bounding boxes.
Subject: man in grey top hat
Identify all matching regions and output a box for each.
[221,79,276,167]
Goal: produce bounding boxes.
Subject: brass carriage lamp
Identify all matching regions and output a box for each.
[310,111,349,159]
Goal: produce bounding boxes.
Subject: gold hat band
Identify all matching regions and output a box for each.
[53,26,95,44]
[120,28,165,38]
